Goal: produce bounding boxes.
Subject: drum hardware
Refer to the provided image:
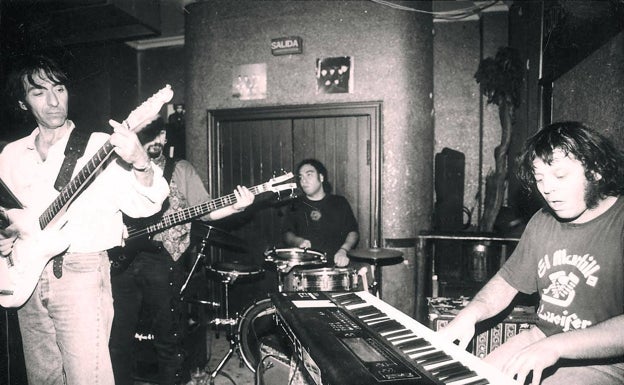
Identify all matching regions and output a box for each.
[191,221,248,251]
[210,318,237,326]
[263,247,327,292]
[347,246,403,299]
[205,261,264,383]
[180,235,210,298]
[180,224,246,297]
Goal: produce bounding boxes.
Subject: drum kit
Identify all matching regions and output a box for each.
[179,223,404,382]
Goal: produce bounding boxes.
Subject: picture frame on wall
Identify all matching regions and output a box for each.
[232,63,267,100]
[316,56,353,94]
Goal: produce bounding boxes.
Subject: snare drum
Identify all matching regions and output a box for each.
[285,267,359,292]
[264,247,327,268]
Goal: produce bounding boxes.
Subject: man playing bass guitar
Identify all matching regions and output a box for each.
[109,117,254,385]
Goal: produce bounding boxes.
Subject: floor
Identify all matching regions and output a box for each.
[135,326,257,385]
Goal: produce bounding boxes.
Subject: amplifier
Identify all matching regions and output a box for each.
[428,297,537,358]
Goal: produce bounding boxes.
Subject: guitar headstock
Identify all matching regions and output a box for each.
[123,85,174,133]
[267,171,297,195]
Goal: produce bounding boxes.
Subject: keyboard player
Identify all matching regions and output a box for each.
[437,122,624,385]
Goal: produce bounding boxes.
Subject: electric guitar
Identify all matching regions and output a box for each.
[109,172,297,275]
[0,85,174,308]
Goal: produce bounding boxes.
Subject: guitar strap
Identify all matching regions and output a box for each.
[154,157,177,216]
[54,128,91,191]
[163,157,177,185]
[52,128,90,279]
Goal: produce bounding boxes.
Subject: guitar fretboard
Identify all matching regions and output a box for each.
[126,182,273,239]
[39,141,115,229]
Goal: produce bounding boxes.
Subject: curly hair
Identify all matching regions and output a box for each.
[516,121,624,197]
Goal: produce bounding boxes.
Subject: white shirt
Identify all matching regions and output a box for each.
[0,123,170,253]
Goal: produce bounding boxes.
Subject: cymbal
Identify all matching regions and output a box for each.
[191,221,247,250]
[347,247,404,262]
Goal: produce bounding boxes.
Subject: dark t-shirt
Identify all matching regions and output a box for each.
[281,194,358,259]
[499,196,624,336]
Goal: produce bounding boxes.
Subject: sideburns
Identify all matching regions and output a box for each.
[584,178,601,210]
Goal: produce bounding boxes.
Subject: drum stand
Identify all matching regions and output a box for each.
[208,269,244,384]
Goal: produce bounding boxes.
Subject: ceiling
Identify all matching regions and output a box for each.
[0,0,188,49]
[1,0,621,53]
[1,0,510,49]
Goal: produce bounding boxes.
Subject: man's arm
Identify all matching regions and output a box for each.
[503,314,624,385]
[284,231,310,248]
[108,119,156,187]
[437,273,518,348]
[334,230,359,267]
[205,185,254,220]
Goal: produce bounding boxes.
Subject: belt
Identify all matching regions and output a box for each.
[51,250,112,279]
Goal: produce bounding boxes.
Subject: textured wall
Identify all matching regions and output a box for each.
[184,0,433,311]
[433,12,508,229]
[552,31,624,146]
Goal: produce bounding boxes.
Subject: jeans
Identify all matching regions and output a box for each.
[18,251,114,385]
[485,327,624,385]
[110,248,186,385]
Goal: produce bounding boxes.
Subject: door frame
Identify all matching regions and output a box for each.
[207,101,383,248]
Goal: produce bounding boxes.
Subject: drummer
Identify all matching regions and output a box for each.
[281,158,366,277]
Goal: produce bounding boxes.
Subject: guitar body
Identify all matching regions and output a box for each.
[109,224,156,276]
[0,209,70,308]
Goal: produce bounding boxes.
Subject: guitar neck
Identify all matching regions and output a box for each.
[126,182,271,240]
[39,141,115,229]
[36,85,174,231]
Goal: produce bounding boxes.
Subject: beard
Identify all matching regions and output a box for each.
[146,143,163,159]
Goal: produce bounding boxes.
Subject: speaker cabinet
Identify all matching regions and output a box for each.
[434,147,465,231]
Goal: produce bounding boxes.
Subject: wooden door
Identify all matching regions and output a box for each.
[207,102,380,311]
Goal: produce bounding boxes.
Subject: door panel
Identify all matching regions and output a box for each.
[292,116,371,250]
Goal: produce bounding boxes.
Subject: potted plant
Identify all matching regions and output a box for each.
[474,46,524,233]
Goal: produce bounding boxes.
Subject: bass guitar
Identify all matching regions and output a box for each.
[0,85,174,308]
[110,172,297,275]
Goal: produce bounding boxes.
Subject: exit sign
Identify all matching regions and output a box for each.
[271,36,303,56]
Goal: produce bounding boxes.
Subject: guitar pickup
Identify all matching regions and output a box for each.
[0,289,14,296]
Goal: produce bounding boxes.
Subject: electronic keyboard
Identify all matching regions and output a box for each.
[270,290,521,385]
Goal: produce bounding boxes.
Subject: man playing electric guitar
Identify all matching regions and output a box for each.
[109,118,255,385]
[0,55,170,385]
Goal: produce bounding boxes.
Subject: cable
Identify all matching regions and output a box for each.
[287,355,303,385]
[255,354,284,385]
[369,0,501,21]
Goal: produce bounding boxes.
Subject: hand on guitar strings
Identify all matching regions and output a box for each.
[231,185,255,211]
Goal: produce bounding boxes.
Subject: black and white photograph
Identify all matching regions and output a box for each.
[0,1,623,385]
